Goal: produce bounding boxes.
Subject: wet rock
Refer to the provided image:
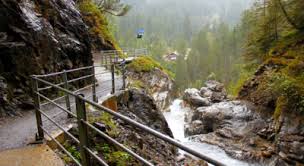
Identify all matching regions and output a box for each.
[0,0,100,117]
[184,80,228,108]
[199,87,212,98]
[205,80,225,92]
[115,89,177,165]
[210,91,227,102]
[184,88,211,107]
[126,68,174,111]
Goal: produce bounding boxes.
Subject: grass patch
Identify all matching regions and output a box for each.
[88,112,119,137]
[95,143,134,166]
[128,56,174,78]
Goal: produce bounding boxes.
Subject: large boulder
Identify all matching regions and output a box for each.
[183,80,227,108]
[126,67,174,111]
[184,88,211,107]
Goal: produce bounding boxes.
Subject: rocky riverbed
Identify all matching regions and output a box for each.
[182,80,304,166]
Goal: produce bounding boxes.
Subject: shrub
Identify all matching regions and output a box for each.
[270,73,304,113]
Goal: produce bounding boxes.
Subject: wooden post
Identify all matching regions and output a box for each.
[62,70,72,118]
[92,67,98,102]
[31,77,44,141]
[75,94,91,166]
[111,64,115,94]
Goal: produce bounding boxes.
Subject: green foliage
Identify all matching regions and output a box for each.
[95,143,133,166]
[78,0,119,49]
[94,0,131,16]
[88,112,119,137]
[270,72,304,113]
[274,96,287,120]
[62,141,81,164]
[128,56,162,72]
[241,0,304,63]
[228,73,250,97]
[129,80,145,89]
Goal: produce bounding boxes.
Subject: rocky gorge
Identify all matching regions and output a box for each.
[182,80,304,166]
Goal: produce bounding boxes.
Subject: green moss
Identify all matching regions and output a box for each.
[228,66,255,96]
[78,0,120,50]
[95,143,134,166]
[127,56,174,79]
[270,72,304,113]
[273,96,287,120]
[129,80,145,89]
[61,141,81,164]
[88,112,119,137]
[128,56,162,72]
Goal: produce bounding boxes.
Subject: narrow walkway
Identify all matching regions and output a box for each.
[0,144,64,166]
[0,65,122,151]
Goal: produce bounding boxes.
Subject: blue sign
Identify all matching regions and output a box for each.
[137,28,145,34]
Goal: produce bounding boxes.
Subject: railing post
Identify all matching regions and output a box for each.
[31,77,44,141]
[111,64,115,94]
[105,55,108,69]
[110,55,113,65]
[101,52,103,65]
[122,59,126,90]
[91,67,98,102]
[75,94,91,166]
[62,70,72,118]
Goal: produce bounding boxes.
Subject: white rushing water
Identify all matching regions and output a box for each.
[163,99,256,166]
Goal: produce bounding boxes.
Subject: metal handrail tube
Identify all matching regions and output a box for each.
[73,84,93,93]
[41,126,82,166]
[83,121,154,166]
[32,76,225,166]
[38,109,80,144]
[82,99,226,166]
[33,66,94,78]
[40,84,92,107]
[40,95,66,107]
[83,146,109,166]
[38,81,65,91]
[95,88,112,96]
[67,74,94,84]
[36,92,77,118]
[42,109,69,123]
[94,72,110,76]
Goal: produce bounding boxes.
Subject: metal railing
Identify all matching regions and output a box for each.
[30,59,224,166]
[100,48,148,65]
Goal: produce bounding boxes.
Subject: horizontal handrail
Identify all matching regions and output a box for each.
[33,66,94,78]
[37,92,77,118]
[83,120,154,166]
[83,146,109,166]
[38,109,79,144]
[41,126,82,166]
[32,75,225,166]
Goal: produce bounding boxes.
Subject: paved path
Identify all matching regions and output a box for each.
[0,64,122,151]
[0,144,64,166]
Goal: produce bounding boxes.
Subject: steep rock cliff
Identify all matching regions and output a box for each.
[0,0,111,117]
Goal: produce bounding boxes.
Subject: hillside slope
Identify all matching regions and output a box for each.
[238,32,304,164]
